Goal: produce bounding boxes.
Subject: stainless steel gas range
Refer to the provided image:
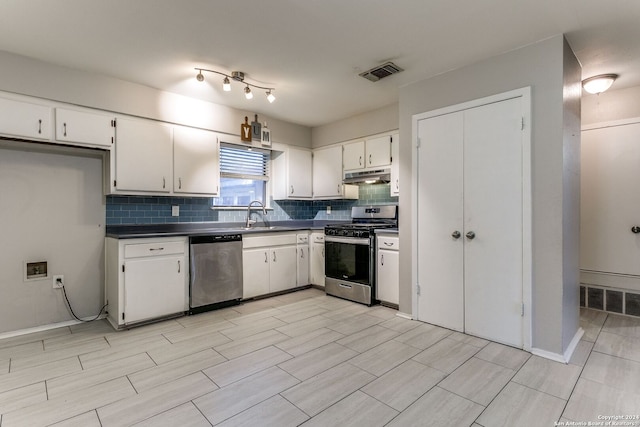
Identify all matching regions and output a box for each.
[324,205,398,305]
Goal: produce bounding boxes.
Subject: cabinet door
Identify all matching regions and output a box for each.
[0,97,52,140]
[377,249,399,305]
[312,145,343,198]
[55,108,114,148]
[343,140,365,170]
[288,147,313,198]
[173,126,220,195]
[123,256,185,324]
[390,133,400,196]
[297,245,310,286]
[270,246,297,292]
[115,118,173,192]
[365,135,392,168]
[310,242,325,286]
[242,248,270,298]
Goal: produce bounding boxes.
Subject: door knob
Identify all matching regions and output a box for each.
[632,226,640,234]
[466,231,476,240]
[451,231,461,239]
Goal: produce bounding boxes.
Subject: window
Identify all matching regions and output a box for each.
[212,143,270,207]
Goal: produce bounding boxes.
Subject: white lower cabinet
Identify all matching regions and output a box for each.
[105,237,188,328]
[376,234,399,305]
[310,232,325,287]
[296,233,310,286]
[242,233,298,299]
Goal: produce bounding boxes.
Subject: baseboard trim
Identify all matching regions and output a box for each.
[396,311,413,320]
[0,314,107,341]
[531,327,584,364]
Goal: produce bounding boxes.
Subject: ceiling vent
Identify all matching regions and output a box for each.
[359,61,404,82]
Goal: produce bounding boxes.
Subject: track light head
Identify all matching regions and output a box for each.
[196,70,204,82]
[223,77,231,91]
[266,90,276,103]
[244,86,253,99]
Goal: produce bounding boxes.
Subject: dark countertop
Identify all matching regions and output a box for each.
[106,220,348,239]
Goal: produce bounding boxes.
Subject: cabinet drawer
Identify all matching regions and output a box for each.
[312,234,325,243]
[124,241,185,258]
[243,233,297,249]
[377,236,399,251]
[297,234,309,244]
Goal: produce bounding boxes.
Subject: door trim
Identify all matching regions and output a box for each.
[411,87,532,351]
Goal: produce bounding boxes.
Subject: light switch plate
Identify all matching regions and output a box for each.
[172,206,179,217]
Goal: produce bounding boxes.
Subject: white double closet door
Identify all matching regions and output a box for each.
[416,96,524,348]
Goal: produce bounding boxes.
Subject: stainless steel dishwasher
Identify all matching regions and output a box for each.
[189,234,243,314]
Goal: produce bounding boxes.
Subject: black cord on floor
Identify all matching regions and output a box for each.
[61,285,108,323]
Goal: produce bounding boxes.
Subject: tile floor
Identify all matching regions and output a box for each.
[0,288,639,427]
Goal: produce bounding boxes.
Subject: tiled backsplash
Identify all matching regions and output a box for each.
[106,184,398,225]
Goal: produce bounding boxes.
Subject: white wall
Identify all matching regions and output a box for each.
[398,35,580,356]
[582,85,640,126]
[0,143,105,334]
[0,50,311,148]
[311,103,399,148]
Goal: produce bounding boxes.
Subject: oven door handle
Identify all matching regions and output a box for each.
[325,236,370,245]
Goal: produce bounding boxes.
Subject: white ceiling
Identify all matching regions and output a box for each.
[1,0,639,127]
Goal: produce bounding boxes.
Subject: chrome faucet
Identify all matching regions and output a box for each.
[245,200,267,228]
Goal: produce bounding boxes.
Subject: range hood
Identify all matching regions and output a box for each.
[343,168,391,185]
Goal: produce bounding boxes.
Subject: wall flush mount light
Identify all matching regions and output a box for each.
[582,74,618,95]
[195,68,275,102]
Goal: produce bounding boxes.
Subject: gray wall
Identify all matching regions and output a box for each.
[0,50,311,148]
[312,103,399,148]
[0,144,105,334]
[561,37,582,351]
[398,35,580,356]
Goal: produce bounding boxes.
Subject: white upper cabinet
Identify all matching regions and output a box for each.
[173,126,219,196]
[0,97,52,141]
[390,132,400,196]
[115,118,173,193]
[343,135,392,171]
[55,108,115,148]
[272,146,313,199]
[365,135,392,168]
[312,145,344,199]
[342,140,365,170]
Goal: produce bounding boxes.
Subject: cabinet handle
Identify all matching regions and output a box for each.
[395,179,399,190]
[466,231,476,240]
[178,260,181,273]
[632,226,640,234]
[163,177,166,189]
[369,154,372,165]
[381,254,384,266]
[179,178,182,189]
[359,156,362,166]
[322,248,324,257]
[264,252,268,263]
[383,242,395,247]
[149,247,164,251]
[63,123,67,137]
[337,184,341,194]
[38,119,42,134]
[273,251,277,262]
[290,185,294,194]
[300,248,304,259]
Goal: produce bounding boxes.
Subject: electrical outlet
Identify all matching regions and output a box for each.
[326,205,331,215]
[172,205,180,217]
[53,275,64,289]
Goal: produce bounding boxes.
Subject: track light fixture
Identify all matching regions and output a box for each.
[195,68,275,102]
